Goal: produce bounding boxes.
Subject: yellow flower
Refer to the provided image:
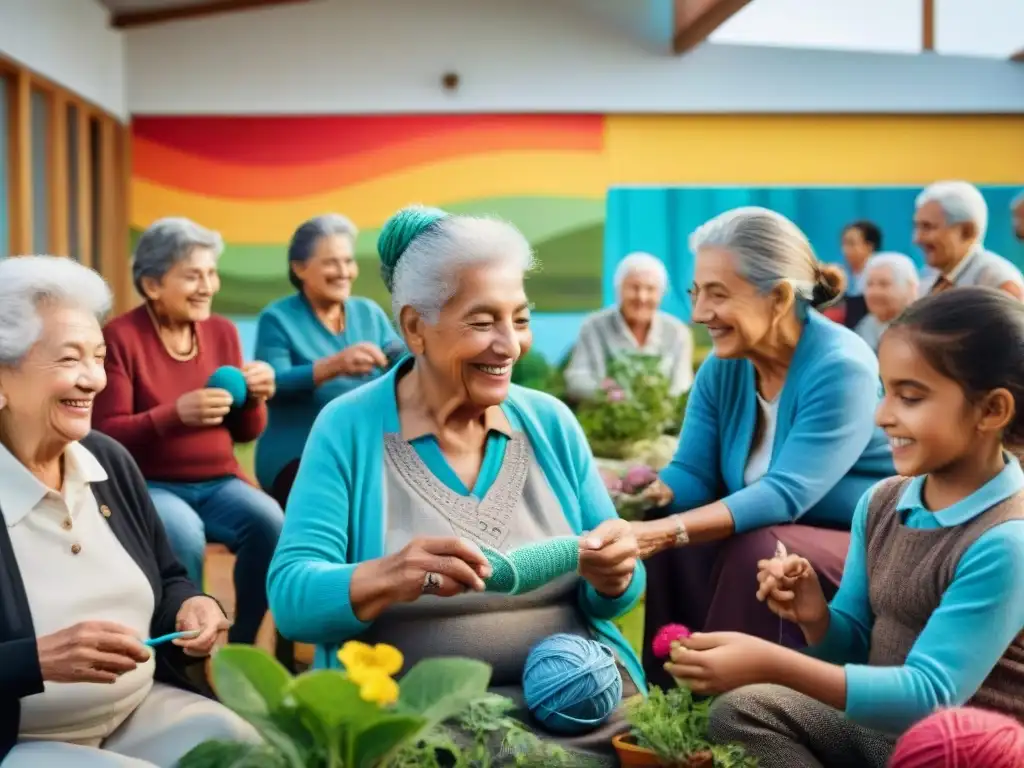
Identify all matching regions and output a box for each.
[356,671,400,706]
[337,641,404,679]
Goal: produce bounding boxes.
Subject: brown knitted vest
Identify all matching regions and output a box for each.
[866,477,1024,721]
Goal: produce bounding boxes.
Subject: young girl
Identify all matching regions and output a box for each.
[665,287,1024,768]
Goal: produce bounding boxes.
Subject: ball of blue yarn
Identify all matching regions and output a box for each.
[376,205,449,292]
[207,365,248,407]
[522,634,623,735]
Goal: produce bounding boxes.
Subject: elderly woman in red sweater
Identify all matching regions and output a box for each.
[93,217,284,648]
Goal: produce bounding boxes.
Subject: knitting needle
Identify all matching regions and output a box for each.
[144,629,200,647]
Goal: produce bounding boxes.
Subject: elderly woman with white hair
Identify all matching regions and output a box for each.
[0,256,258,766]
[564,252,694,402]
[914,180,1023,299]
[854,252,920,353]
[92,218,284,649]
[632,207,894,691]
[268,206,645,763]
[254,214,402,510]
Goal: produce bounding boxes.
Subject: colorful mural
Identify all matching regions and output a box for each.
[132,113,1024,359]
[131,115,608,315]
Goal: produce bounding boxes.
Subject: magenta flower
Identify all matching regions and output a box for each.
[607,388,626,402]
[652,623,692,659]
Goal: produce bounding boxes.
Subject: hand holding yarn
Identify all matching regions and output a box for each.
[327,342,389,378]
[578,518,638,598]
[241,360,275,400]
[175,387,234,427]
[369,536,491,612]
[755,547,828,630]
[665,631,778,695]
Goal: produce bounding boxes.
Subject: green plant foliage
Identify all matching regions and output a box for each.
[576,354,679,459]
[178,646,579,768]
[624,687,757,767]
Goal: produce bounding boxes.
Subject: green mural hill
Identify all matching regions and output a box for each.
[207,222,605,316]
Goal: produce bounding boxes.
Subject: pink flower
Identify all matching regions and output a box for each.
[651,624,692,659]
[600,378,618,391]
[607,388,626,403]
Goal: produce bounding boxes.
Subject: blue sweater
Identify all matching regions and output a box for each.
[811,456,1024,732]
[266,364,647,692]
[660,311,894,531]
[253,293,400,489]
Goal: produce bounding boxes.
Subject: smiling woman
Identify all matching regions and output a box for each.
[268,205,646,764]
[91,218,285,655]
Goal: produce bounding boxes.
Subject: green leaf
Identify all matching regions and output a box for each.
[396,657,491,727]
[177,739,289,768]
[287,670,381,732]
[210,645,293,715]
[351,714,426,767]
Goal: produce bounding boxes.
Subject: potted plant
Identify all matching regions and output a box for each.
[611,686,757,768]
[577,354,676,459]
[179,642,577,767]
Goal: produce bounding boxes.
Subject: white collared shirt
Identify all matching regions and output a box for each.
[0,441,156,744]
[920,245,1024,296]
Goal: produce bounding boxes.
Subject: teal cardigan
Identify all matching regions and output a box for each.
[660,310,895,531]
[253,293,400,490]
[266,364,647,692]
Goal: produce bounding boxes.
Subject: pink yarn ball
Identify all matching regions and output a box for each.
[651,624,692,659]
[890,708,1024,768]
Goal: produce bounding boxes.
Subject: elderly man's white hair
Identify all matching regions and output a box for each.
[390,215,535,324]
[915,181,989,244]
[613,252,668,302]
[864,252,919,288]
[0,256,111,367]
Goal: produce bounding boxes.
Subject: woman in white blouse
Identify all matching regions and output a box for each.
[0,256,259,767]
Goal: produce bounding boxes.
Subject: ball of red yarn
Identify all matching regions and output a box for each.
[651,624,691,659]
[890,707,1024,768]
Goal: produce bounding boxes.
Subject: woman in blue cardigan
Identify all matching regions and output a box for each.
[633,207,895,691]
[254,214,402,509]
[268,206,645,762]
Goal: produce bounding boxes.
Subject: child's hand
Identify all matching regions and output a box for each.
[756,547,829,635]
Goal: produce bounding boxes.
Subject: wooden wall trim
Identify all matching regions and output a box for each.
[922,0,935,51]
[110,0,312,29]
[77,108,94,268]
[48,91,69,256]
[8,69,32,255]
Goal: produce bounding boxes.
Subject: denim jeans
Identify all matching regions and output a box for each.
[147,477,284,645]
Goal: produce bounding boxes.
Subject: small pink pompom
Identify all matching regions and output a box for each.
[652,624,691,659]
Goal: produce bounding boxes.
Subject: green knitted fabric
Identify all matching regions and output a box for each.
[481,536,580,596]
[376,205,449,291]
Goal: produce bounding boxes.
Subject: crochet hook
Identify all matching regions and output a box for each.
[144,629,200,647]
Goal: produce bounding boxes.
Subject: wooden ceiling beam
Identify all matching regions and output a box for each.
[110,0,312,29]
[673,0,754,55]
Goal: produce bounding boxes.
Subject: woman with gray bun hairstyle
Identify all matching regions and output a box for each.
[269,205,644,763]
[631,207,895,690]
[253,213,402,509]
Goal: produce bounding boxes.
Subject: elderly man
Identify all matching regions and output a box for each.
[564,252,694,402]
[914,180,1023,299]
[853,252,919,353]
[1013,190,1024,242]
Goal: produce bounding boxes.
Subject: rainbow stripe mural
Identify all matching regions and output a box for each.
[132,115,609,315]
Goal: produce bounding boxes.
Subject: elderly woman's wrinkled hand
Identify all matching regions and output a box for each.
[242,361,276,401]
[36,621,151,684]
[578,518,638,598]
[641,478,674,509]
[175,388,233,427]
[173,596,230,657]
[331,343,389,377]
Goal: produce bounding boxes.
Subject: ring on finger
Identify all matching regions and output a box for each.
[421,571,443,594]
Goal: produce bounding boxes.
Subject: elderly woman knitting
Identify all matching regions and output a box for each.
[564,252,694,402]
[254,214,402,508]
[634,207,895,691]
[854,252,920,353]
[268,206,645,762]
[92,218,284,649]
[0,256,258,767]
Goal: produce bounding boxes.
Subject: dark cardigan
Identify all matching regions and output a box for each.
[0,431,215,762]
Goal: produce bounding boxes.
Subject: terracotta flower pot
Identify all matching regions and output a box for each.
[611,734,715,767]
